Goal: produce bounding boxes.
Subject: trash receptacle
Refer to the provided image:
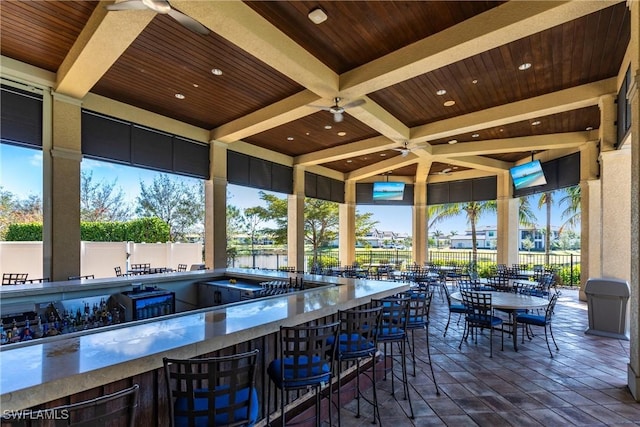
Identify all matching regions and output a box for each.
[584,278,630,340]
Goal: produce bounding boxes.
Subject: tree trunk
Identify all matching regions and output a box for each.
[545,194,551,265]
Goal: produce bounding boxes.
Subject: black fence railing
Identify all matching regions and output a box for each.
[305,249,581,286]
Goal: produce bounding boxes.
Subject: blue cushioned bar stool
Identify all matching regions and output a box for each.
[373,295,414,419]
[163,349,260,427]
[267,322,340,427]
[403,289,439,395]
[331,304,383,425]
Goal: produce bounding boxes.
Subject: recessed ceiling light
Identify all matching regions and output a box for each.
[174,93,185,99]
[337,131,346,136]
[448,139,458,144]
[452,166,459,170]
[472,133,480,138]
[363,157,368,160]
[436,89,447,96]
[193,83,199,88]
[586,126,593,131]
[531,120,541,126]
[518,63,532,71]
[499,128,504,132]
[380,153,387,157]
[211,68,223,76]
[324,125,332,130]
[443,100,455,107]
[346,160,353,163]
[472,79,478,84]
[308,7,327,24]
[287,136,294,141]
[305,132,310,136]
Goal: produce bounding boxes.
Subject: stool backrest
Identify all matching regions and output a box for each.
[5,384,139,427]
[164,349,259,427]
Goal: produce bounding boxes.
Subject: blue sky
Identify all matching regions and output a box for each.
[1,143,569,236]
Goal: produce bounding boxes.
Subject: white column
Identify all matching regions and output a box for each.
[287,166,305,272]
[204,141,227,269]
[49,92,83,281]
[496,171,519,266]
[339,181,356,266]
[413,162,430,264]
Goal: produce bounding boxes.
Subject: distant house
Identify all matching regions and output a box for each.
[448,225,559,250]
[362,228,410,248]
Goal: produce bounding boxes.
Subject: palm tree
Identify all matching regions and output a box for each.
[537,191,554,265]
[431,229,444,249]
[558,185,581,232]
[429,201,497,264]
[518,196,538,228]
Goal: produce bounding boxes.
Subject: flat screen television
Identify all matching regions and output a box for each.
[372,181,405,201]
[510,160,547,190]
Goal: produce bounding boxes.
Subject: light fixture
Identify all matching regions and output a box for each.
[531,120,541,126]
[324,125,332,130]
[380,153,387,157]
[193,83,199,88]
[448,139,458,144]
[174,93,185,99]
[518,62,532,71]
[472,79,478,84]
[308,8,327,24]
[586,126,593,131]
[346,159,353,163]
[436,89,447,96]
[472,133,480,138]
[337,131,346,136]
[211,68,223,76]
[287,136,294,141]
[443,100,455,107]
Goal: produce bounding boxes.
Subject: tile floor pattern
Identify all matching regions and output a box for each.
[332,287,640,426]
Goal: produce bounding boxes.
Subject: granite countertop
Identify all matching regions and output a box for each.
[0,270,408,410]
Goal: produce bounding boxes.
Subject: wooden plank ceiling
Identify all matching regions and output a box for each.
[0,0,630,180]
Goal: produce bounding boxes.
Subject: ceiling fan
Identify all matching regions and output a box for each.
[308,97,365,122]
[106,0,210,35]
[391,141,427,157]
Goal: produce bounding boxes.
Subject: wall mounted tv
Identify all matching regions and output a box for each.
[372,181,405,201]
[510,160,547,190]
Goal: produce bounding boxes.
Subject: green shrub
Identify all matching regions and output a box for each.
[5,223,42,241]
[5,217,170,243]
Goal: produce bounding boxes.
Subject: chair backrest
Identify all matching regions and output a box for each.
[277,322,340,387]
[460,291,492,319]
[442,282,453,305]
[115,266,122,276]
[545,293,560,322]
[68,274,95,281]
[18,277,50,284]
[177,263,188,272]
[13,384,139,427]
[337,305,383,358]
[2,273,28,285]
[164,349,259,427]
[513,281,536,295]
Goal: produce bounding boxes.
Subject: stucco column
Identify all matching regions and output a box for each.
[627,0,640,401]
[413,162,430,264]
[339,181,356,266]
[47,92,82,281]
[287,166,305,272]
[599,147,631,280]
[578,176,601,301]
[496,171,519,266]
[204,141,227,269]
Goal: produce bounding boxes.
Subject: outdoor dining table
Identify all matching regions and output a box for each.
[451,291,549,351]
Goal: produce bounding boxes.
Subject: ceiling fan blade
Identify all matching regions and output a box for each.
[307,104,332,111]
[106,0,148,11]
[333,112,344,122]
[168,9,210,34]
[341,99,365,109]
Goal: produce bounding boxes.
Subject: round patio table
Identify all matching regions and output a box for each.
[451,291,549,351]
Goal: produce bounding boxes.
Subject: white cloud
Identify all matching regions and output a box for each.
[29,152,42,167]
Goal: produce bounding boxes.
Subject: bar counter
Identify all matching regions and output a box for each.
[0,268,409,414]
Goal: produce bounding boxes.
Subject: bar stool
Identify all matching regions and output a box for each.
[163,349,260,427]
[403,289,439,395]
[373,295,414,419]
[4,384,140,426]
[331,304,383,425]
[267,322,340,427]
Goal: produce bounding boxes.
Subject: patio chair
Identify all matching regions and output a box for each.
[458,291,504,357]
[516,293,560,358]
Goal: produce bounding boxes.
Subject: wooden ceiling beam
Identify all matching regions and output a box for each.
[411,78,617,143]
[295,136,397,166]
[346,154,420,181]
[173,1,338,98]
[432,132,591,157]
[339,1,618,98]
[56,4,154,99]
[442,156,512,174]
